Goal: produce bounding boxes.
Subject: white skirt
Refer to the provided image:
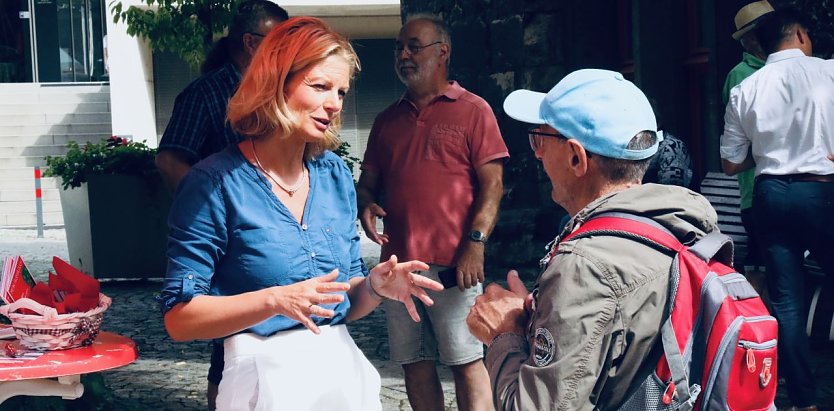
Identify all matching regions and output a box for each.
[216,324,382,411]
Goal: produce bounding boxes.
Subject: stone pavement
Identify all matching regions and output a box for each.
[2,227,834,410]
[0,228,457,411]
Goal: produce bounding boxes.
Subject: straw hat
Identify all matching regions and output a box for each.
[732,0,775,40]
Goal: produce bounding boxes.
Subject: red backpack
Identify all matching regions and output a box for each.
[562,213,777,411]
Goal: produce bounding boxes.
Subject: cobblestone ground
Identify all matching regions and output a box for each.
[0,229,457,411]
[99,280,460,411]
[2,228,834,410]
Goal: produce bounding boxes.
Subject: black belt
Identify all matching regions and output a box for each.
[758,173,834,183]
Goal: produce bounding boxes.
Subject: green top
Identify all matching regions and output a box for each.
[721,52,765,210]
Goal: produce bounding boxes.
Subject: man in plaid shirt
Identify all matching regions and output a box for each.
[155,1,287,192]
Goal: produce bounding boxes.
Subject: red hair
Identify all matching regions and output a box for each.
[227,17,360,157]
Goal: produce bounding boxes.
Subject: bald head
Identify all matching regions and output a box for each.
[395,15,452,89]
[402,15,452,51]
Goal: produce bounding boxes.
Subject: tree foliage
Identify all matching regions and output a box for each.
[110,0,240,69]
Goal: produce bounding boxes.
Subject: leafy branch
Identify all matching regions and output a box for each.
[109,0,239,69]
[334,141,362,175]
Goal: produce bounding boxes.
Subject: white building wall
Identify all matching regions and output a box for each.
[106,1,403,149]
[105,0,158,147]
[150,2,403,177]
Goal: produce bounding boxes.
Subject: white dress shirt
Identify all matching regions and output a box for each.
[720,48,834,176]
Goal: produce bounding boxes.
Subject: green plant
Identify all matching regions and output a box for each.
[334,141,362,174]
[110,0,240,70]
[44,137,158,190]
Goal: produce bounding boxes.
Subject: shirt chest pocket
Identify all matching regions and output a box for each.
[321,222,354,273]
[232,228,300,286]
[425,123,468,165]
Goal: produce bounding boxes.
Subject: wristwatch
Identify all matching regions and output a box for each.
[468,230,487,244]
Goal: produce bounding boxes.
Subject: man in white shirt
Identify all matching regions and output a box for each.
[720,8,834,411]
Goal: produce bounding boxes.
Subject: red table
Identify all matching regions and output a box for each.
[0,332,137,403]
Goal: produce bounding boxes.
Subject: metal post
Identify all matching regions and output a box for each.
[34,167,44,238]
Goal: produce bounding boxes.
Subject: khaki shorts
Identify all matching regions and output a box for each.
[382,265,484,366]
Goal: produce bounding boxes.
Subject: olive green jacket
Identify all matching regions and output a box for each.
[486,184,718,410]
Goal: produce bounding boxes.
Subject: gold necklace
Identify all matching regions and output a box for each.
[250,139,307,197]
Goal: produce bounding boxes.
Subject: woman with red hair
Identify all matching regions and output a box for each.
[158,17,443,410]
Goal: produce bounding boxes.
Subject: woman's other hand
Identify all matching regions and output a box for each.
[368,255,443,322]
[272,269,350,334]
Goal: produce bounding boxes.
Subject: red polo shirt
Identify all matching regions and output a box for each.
[361,82,509,266]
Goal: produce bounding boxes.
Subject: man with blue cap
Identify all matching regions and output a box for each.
[466,69,719,410]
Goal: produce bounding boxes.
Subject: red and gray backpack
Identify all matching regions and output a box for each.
[562,213,777,411]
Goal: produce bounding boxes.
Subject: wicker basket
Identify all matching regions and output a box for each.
[0,293,111,351]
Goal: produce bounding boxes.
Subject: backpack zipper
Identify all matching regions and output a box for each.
[702,316,777,405]
[739,339,777,373]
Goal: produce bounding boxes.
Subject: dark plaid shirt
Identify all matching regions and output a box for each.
[159,62,242,164]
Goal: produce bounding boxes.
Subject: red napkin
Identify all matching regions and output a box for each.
[51,257,99,312]
[48,271,76,298]
[13,258,100,314]
[28,282,66,314]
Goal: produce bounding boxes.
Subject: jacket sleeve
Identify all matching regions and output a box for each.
[485,250,619,411]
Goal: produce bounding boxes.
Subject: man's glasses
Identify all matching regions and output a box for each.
[246,32,266,38]
[393,41,444,56]
[528,127,566,151]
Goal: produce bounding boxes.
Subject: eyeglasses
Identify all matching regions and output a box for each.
[394,41,444,56]
[246,32,266,38]
[528,127,567,151]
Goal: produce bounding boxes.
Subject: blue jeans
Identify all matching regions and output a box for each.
[753,176,834,407]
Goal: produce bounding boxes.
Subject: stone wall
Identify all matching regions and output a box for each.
[397,0,831,277]
[400,0,620,276]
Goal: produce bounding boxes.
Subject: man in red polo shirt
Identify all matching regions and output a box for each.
[357,14,509,411]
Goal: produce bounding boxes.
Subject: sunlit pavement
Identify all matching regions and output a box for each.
[2,228,833,409]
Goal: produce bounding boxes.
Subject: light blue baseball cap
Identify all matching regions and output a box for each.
[503,69,660,160]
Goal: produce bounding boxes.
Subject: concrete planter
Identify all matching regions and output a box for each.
[59,174,171,279]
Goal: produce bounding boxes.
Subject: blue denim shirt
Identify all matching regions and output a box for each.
[158,145,368,337]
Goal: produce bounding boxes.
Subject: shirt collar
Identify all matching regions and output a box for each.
[741,52,765,69]
[398,81,465,107]
[765,48,806,65]
[442,81,465,100]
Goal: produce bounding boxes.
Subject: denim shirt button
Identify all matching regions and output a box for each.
[187,274,193,280]
[310,251,317,258]
[301,224,308,230]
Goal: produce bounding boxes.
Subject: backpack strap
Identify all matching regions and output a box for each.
[660,316,697,410]
[566,212,733,266]
[688,231,734,266]
[564,212,685,253]
[563,212,708,407]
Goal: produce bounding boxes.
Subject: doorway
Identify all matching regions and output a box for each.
[0,0,106,83]
[0,0,32,82]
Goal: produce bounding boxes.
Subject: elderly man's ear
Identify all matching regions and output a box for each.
[567,140,590,176]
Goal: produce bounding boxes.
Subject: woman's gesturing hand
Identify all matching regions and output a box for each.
[368,255,443,322]
[273,269,350,334]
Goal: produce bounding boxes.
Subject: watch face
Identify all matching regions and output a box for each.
[470,231,486,242]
